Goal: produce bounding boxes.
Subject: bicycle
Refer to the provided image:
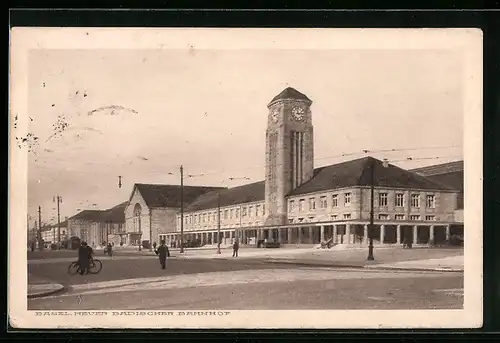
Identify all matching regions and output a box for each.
[68,257,103,275]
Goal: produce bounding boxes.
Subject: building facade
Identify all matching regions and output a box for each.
[124,184,224,246]
[410,161,464,224]
[67,202,126,247]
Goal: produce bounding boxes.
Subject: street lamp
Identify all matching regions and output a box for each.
[53,195,63,247]
[217,192,221,254]
[180,166,184,253]
[367,158,389,261]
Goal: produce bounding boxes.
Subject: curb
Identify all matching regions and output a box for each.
[265,259,464,272]
[365,266,464,273]
[28,284,66,299]
[265,259,366,269]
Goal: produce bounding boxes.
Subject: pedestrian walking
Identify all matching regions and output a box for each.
[232,239,239,257]
[155,240,170,270]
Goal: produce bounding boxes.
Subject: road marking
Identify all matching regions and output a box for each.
[37,268,455,300]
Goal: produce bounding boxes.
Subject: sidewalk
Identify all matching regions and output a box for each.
[28,273,65,299]
[365,255,464,272]
[265,247,464,272]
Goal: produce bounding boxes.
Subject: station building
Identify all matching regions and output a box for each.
[71,87,463,248]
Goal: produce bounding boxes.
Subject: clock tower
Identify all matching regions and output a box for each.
[264,87,314,226]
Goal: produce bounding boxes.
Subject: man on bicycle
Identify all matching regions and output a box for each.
[78,241,94,275]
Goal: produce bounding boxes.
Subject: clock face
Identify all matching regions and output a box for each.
[271,108,280,123]
[291,106,305,121]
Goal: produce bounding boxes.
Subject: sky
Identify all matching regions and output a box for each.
[25,48,464,226]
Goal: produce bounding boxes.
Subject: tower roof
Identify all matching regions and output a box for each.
[269,87,312,105]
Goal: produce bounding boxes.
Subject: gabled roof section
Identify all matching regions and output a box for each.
[268,87,312,106]
[102,201,128,223]
[68,210,105,222]
[68,201,128,223]
[288,156,455,196]
[43,220,68,229]
[134,183,226,208]
[186,181,265,212]
[409,160,464,191]
[410,160,464,176]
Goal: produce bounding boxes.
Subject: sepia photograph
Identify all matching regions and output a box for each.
[9,28,482,329]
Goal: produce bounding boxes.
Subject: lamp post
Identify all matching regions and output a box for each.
[217,192,221,254]
[367,158,389,261]
[53,195,62,247]
[180,165,184,253]
[106,220,110,245]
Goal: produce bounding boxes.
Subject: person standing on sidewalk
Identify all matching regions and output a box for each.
[232,239,239,258]
[155,240,170,270]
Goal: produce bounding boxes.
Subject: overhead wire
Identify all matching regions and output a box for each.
[30,144,462,179]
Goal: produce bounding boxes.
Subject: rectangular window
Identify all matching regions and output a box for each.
[378,214,389,220]
[288,219,294,224]
[395,214,405,220]
[344,193,351,206]
[249,206,253,217]
[242,207,247,216]
[425,215,436,221]
[230,209,234,219]
[298,218,304,223]
[308,216,315,222]
[320,196,327,208]
[224,210,228,219]
[426,194,436,208]
[309,197,316,210]
[262,204,265,215]
[410,215,420,221]
[289,200,295,212]
[332,194,338,207]
[330,214,338,221]
[256,205,261,217]
[411,194,420,208]
[395,193,404,207]
[343,213,351,220]
[299,199,305,212]
[379,193,388,207]
[235,208,239,217]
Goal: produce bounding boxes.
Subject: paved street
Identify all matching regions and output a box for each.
[28,249,463,311]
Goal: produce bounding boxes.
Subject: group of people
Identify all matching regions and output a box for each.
[76,238,241,274]
[151,239,240,270]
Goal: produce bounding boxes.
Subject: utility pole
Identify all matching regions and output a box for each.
[367,160,375,261]
[53,195,62,248]
[106,220,110,245]
[180,165,184,254]
[38,206,42,250]
[367,158,389,261]
[217,192,221,254]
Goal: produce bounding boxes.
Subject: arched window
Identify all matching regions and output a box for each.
[133,203,142,233]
